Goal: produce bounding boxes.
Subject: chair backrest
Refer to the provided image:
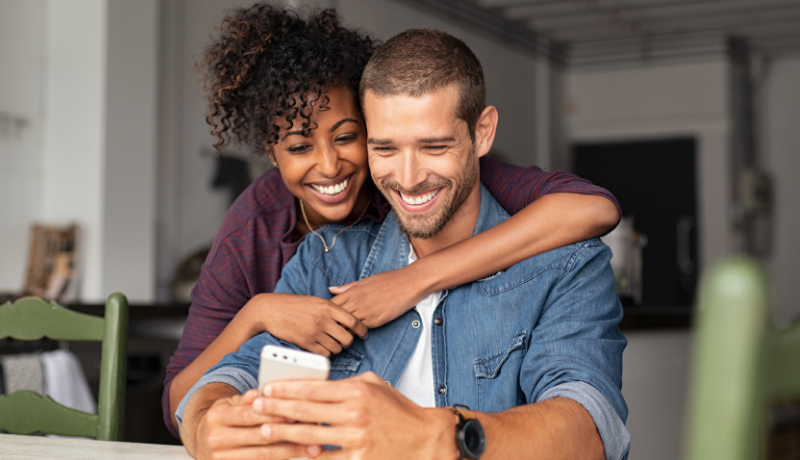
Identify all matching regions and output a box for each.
[686,257,800,460]
[0,293,128,440]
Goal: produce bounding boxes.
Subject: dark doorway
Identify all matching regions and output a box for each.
[573,138,698,307]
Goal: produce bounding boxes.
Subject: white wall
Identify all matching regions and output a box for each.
[40,0,109,301]
[0,0,159,303]
[622,330,693,460]
[566,60,733,460]
[156,0,545,298]
[0,0,45,292]
[762,56,800,324]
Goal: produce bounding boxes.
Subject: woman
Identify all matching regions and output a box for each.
[164,3,621,436]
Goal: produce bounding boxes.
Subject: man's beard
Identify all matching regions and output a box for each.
[378,153,479,240]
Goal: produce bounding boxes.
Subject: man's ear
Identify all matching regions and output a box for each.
[473,106,498,158]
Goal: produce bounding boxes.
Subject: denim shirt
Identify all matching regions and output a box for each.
[178,185,630,460]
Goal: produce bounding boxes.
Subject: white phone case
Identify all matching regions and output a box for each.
[258,346,330,460]
[258,345,330,396]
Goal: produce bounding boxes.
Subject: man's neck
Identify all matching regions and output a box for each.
[409,184,482,258]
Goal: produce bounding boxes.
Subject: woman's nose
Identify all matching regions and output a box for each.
[316,145,341,178]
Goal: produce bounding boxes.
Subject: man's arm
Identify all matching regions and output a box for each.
[251,374,603,460]
[478,398,604,460]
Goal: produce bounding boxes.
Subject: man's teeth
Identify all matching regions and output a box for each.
[400,189,438,205]
[311,177,349,195]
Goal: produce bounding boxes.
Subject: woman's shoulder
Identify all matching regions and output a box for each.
[217,168,295,239]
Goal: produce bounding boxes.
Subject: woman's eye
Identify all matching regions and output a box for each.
[336,134,359,143]
[287,145,310,153]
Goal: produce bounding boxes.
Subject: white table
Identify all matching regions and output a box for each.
[0,434,192,459]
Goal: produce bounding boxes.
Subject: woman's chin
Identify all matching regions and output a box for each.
[302,198,357,225]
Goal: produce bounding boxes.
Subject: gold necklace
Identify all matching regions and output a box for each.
[299,198,370,253]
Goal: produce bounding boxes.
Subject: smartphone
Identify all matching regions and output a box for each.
[258,345,330,396]
[258,346,330,460]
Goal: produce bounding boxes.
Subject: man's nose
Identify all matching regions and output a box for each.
[397,149,425,190]
[316,144,341,178]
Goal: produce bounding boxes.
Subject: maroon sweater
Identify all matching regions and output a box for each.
[162,156,621,437]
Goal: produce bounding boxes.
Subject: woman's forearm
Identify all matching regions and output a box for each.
[169,292,367,431]
[418,193,619,293]
[168,304,257,431]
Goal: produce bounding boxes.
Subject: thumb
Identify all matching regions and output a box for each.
[329,280,357,294]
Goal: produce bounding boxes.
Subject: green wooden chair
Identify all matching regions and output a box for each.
[0,293,128,440]
[686,257,800,460]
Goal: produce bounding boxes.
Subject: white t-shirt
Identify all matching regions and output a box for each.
[395,245,442,408]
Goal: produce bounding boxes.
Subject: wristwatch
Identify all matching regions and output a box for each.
[451,405,486,460]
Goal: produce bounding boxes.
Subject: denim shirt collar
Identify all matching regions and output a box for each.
[359,184,508,280]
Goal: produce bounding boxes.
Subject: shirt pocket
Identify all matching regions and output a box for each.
[473,330,528,411]
[329,347,365,380]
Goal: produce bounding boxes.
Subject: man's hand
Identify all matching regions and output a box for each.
[244,293,368,356]
[253,372,459,460]
[329,265,430,329]
[184,385,322,460]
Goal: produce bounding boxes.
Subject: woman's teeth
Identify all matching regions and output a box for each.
[400,189,439,205]
[311,177,349,195]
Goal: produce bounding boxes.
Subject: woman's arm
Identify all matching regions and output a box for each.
[330,157,620,328]
[331,192,618,328]
[169,293,366,433]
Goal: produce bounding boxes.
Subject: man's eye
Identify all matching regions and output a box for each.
[426,145,447,151]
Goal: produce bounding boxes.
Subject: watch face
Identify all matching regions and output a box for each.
[463,420,486,458]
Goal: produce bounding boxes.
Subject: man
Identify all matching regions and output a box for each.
[178,29,629,460]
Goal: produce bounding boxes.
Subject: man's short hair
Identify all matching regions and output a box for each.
[360,28,486,141]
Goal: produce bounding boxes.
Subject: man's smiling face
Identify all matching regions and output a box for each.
[363,84,480,239]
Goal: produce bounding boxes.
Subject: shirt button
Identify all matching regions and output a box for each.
[412,320,421,328]
[438,385,447,395]
[433,317,443,326]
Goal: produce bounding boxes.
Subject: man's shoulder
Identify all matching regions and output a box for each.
[476,238,611,295]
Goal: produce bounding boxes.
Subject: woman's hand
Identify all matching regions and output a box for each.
[329,264,430,329]
[241,293,368,357]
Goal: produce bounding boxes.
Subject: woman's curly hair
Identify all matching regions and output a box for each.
[200,3,379,155]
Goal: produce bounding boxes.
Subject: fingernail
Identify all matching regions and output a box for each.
[262,385,273,397]
[253,398,263,412]
[308,445,322,455]
[260,424,272,438]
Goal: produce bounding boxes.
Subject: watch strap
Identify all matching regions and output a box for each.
[450,405,484,460]
[452,406,477,421]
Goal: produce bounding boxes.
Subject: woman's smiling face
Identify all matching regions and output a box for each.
[269,85,370,227]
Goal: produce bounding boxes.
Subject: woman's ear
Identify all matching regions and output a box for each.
[268,152,278,168]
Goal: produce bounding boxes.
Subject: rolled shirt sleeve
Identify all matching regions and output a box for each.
[519,239,629,459]
[539,381,630,460]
